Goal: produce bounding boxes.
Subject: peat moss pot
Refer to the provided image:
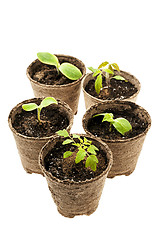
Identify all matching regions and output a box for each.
[8,98,73,175]
[39,133,113,218]
[82,70,141,110]
[26,54,86,114]
[82,101,151,178]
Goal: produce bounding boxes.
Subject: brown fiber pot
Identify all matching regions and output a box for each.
[27,54,86,114]
[8,98,73,175]
[82,70,141,110]
[82,101,151,178]
[39,134,113,218]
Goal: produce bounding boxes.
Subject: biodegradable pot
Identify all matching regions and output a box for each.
[8,98,73,175]
[39,134,113,218]
[82,70,141,110]
[27,54,86,114]
[82,101,151,178]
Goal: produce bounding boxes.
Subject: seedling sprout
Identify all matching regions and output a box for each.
[37,52,82,80]
[22,97,58,122]
[56,130,99,171]
[93,112,132,135]
[88,61,127,95]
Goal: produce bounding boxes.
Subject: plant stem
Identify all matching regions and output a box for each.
[102,71,110,89]
[37,108,41,122]
[56,67,59,75]
[69,135,76,144]
[109,123,112,132]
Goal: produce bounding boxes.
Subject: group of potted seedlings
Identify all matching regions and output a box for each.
[8,52,151,218]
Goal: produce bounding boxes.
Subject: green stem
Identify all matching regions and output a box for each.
[102,71,110,89]
[69,135,76,144]
[109,123,112,132]
[56,66,59,75]
[37,108,41,122]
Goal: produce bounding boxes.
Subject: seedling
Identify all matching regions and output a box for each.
[88,61,127,95]
[56,129,99,171]
[22,97,58,123]
[93,112,132,135]
[37,52,82,80]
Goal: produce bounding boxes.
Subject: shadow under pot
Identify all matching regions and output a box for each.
[26,54,86,115]
[39,134,113,218]
[82,101,151,178]
[8,98,73,175]
[82,70,141,110]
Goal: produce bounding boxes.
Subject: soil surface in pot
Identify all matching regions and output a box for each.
[44,138,108,181]
[85,75,137,100]
[31,60,80,85]
[87,108,148,140]
[13,105,69,138]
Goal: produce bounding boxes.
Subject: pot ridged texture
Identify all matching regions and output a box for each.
[106,136,146,177]
[82,101,151,178]
[82,71,141,110]
[8,98,73,175]
[27,55,86,114]
[39,134,113,218]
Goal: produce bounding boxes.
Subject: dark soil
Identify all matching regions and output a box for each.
[87,108,148,140]
[31,61,74,85]
[85,75,137,100]
[13,105,69,138]
[44,138,108,181]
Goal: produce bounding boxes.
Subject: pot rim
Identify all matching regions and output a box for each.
[8,97,74,141]
[82,71,141,102]
[26,54,86,88]
[39,133,113,185]
[82,100,151,143]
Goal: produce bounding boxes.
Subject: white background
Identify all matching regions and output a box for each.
[1,0,159,239]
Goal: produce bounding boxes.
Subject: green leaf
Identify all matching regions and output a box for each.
[83,146,88,149]
[56,129,69,137]
[62,139,74,145]
[37,52,60,68]
[84,137,88,142]
[102,113,114,123]
[98,61,109,69]
[111,63,120,72]
[22,103,38,111]
[63,151,73,158]
[72,134,80,139]
[93,69,101,77]
[40,97,58,109]
[112,75,126,81]
[108,64,113,72]
[59,63,82,80]
[113,118,132,135]
[78,137,83,143]
[83,137,92,145]
[85,155,98,171]
[88,67,97,73]
[83,142,91,146]
[103,68,114,75]
[75,149,86,164]
[87,145,99,155]
[93,113,106,118]
[95,74,102,94]
[93,113,114,125]
[72,143,81,147]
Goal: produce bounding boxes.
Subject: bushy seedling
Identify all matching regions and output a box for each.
[56,130,99,171]
[22,97,58,122]
[37,52,82,80]
[88,61,127,94]
[93,112,132,135]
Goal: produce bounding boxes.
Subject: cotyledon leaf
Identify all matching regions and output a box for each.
[59,62,82,80]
